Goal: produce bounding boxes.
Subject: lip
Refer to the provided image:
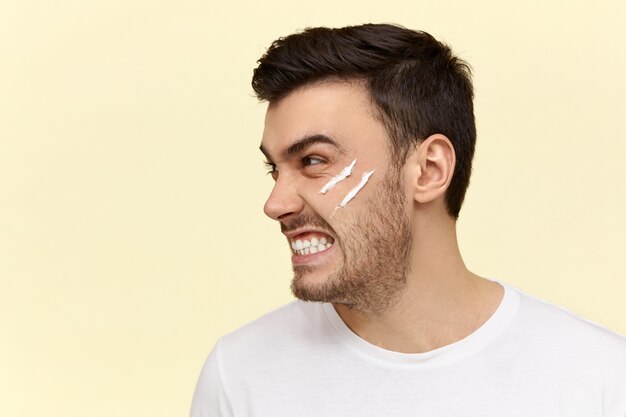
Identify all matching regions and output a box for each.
[283,227,335,241]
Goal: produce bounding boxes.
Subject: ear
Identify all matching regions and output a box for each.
[411,134,455,204]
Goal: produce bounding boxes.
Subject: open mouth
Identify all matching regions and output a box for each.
[289,232,335,256]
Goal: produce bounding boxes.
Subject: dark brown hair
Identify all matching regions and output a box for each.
[252,23,475,219]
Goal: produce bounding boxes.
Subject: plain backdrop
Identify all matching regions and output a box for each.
[1,0,625,416]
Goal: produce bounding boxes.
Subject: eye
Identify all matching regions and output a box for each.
[302,156,325,167]
[263,159,278,179]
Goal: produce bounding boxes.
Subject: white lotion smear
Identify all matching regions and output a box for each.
[339,170,375,207]
[319,159,357,194]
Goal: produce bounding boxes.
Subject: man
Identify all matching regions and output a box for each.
[191,24,626,416]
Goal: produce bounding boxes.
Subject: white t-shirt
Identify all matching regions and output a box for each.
[190,282,626,416]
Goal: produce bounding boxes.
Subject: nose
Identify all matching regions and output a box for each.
[263,176,305,221]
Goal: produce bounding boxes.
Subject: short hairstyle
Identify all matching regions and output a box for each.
[252,23,475,219]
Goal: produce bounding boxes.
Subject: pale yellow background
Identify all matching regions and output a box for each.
[1,0,625,416]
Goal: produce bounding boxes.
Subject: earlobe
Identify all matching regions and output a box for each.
[413,134,455,204]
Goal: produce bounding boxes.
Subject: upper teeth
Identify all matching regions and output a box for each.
[291,238,333,255]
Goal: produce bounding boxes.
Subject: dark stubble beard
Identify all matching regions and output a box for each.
[288,170,412,315]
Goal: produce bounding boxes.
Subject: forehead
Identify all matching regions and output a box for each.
[260,81,388,158]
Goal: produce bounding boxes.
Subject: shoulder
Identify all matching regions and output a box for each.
[509,286,626,410]
[191,300,334,415]
[516,287,625,344]
[221,300,325,346]
[509,285,626,370]
[217,300,335,369]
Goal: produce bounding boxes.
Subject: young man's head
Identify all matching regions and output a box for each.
[253,23,476,219]
[255,24,476,312]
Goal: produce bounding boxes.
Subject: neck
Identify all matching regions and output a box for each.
[333,211,503,354]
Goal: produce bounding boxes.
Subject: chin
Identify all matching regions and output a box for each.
[290,268,343,304]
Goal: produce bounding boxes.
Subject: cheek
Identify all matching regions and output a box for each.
[318,159,357,194]
[301,188,340,219]
[329,170,378,217]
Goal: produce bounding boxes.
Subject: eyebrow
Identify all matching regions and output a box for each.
[259,134,344,161]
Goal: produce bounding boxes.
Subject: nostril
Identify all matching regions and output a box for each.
[277,212,296,222]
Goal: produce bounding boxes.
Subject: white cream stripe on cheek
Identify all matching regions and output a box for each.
[339,170,375,207]
[319,159,357,194]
